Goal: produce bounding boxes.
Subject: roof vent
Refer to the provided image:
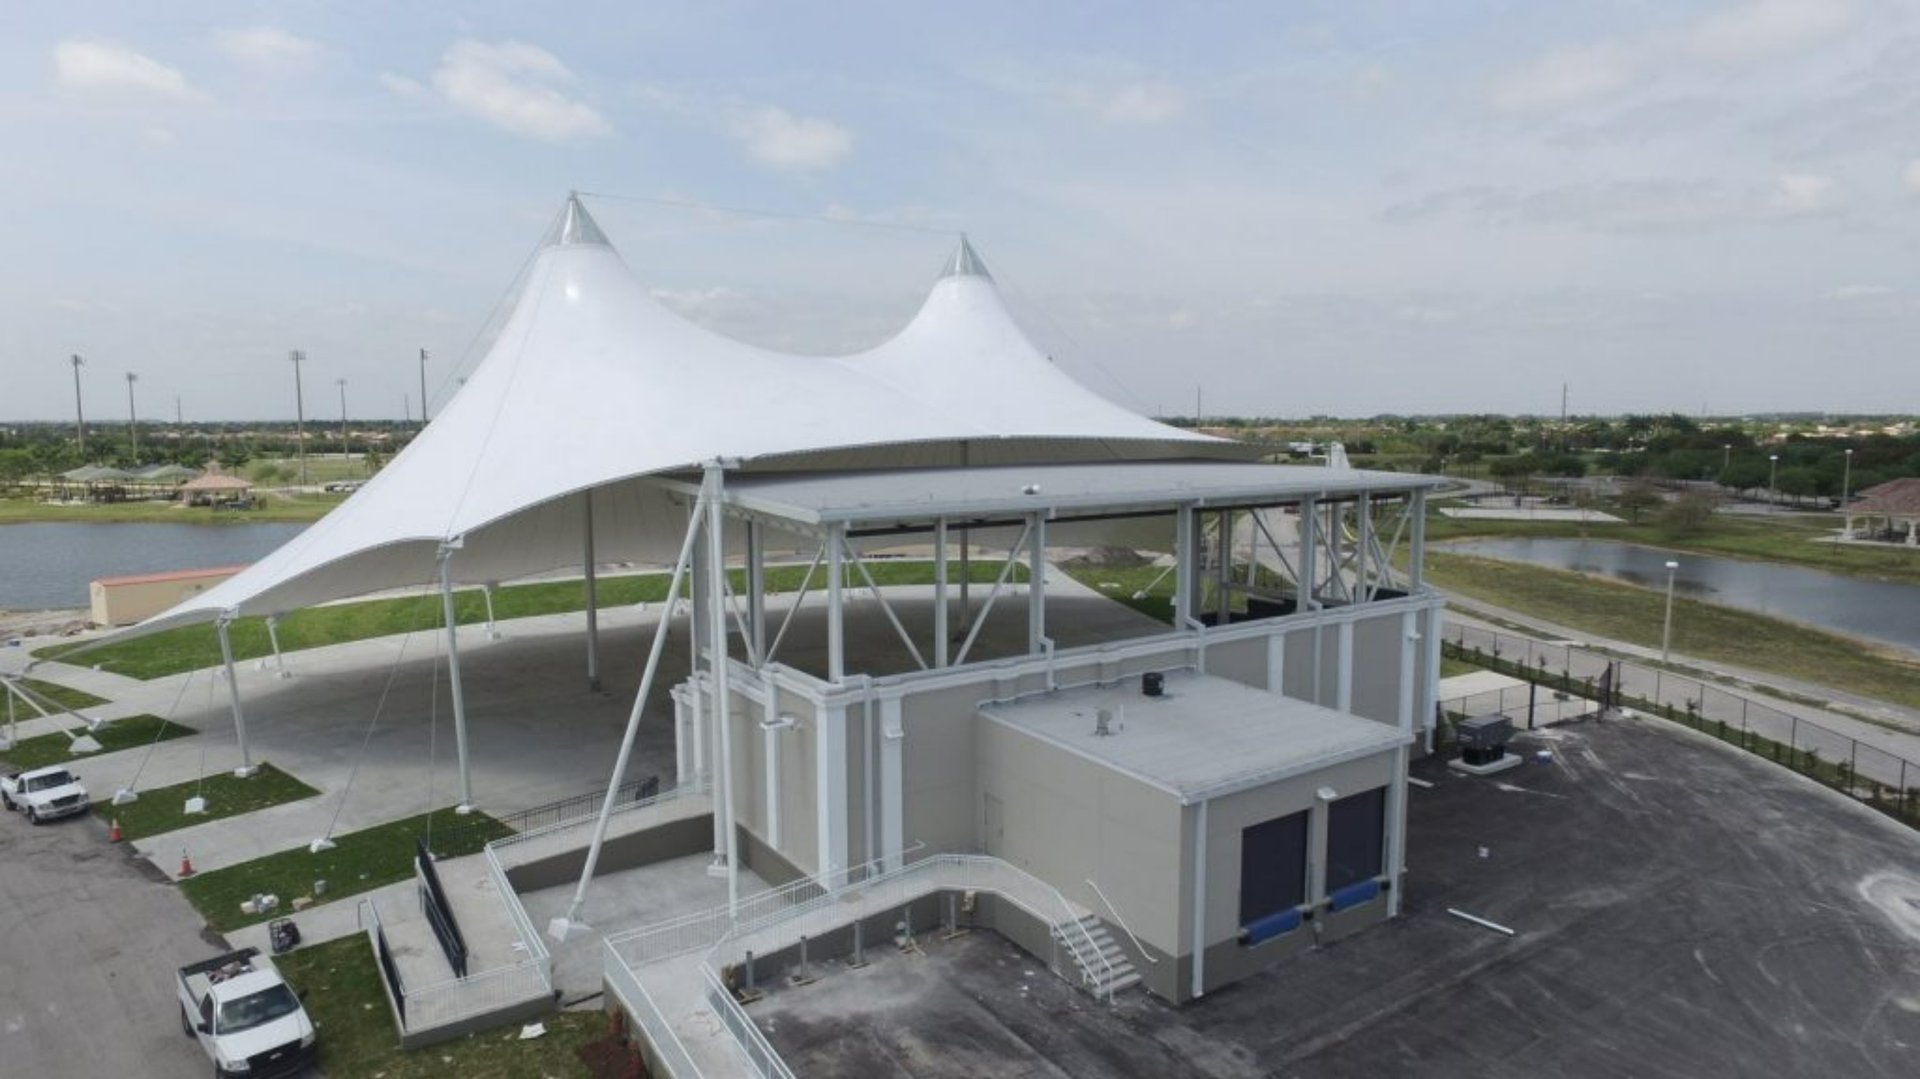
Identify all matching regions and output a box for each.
[1142,671,1164,697]
[1093,708,1114,737]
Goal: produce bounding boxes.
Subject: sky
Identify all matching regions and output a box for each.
[3,0,1919,422]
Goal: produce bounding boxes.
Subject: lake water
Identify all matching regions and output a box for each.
[0,522,307,610]
[1439,538,1920,653]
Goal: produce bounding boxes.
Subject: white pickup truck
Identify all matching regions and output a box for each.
[0,765,90,824]
[177,947,317,1079]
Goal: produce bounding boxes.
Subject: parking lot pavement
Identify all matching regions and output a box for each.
[0,808,219,1079]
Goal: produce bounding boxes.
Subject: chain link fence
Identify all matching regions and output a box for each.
[1443,624,1920,831]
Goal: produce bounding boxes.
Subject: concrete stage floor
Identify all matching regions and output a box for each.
[749,714,1920,1078]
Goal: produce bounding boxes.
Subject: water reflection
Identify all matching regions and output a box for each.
[1440,537,1920,653]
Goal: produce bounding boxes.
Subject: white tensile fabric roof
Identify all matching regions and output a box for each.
[116,196,1227,637]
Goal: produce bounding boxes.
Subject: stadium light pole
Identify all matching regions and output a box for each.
[1767,453,1779,513]
[418,347,430,427]
[290,349,308,486]
[1661,560,1679,662]
[336,378,349,462]
[124,372,139,461]
[70,354,87,457]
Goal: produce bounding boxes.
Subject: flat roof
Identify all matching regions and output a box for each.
[92,564,248,588]
[979,671,1407,804]
[696,461,1441,529]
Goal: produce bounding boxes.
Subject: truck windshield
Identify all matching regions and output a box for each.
[217,984,300,1034]
[26,772,73,791]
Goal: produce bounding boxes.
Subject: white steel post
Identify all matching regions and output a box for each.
[1027,513,1046,654]
[552,492,706,939]
[215,614,256,777]
[933,518,949,667]
[747,520,767,666]
[438,541,474,812]
[1357,493,1372,601]
[1174,504,1198,627]
[1299,497,1319,610]
[880,696,904,871]
[827,524,845,683]
[1409,490,1427,591]
[706,464,739,911]
[264,615,289,679]
[1337,620,1354,714]
[584,490,601,692]
[1189,799,1208,1000]
[817,703,849,887]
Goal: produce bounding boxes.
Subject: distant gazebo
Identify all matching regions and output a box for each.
[178,470,254,507]
[1845,478,1920,546]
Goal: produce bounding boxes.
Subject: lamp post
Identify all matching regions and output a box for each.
[1767,453,1779,512]
[1661,560,1679,662]
[336,378,349,462]
[418,347,430,427]
[290,350,308,487]
[124,372,139,461]
[1840,447,1854,540]
[70,354,87,457]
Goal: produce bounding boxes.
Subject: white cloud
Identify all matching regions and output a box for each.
[53,41,203,102]
[1769,172,1834,214]
[1491,42,1636,111]
[1096,82,1184,125]
[429,40,609,141]
[1688,0,1853,62]
[1903,160,1920,194]
[379,72,426,97]
[213,27,323,69]
[730,107,852,171]
[1828,283,1893,299]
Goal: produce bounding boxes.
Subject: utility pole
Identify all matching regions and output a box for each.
[125,372,139,461]
[336,378,349,461]
[70,354,87,457]
[418,347,430,427]
[403,393,410,425]
[289,349,308,486]
[174,395,182,426]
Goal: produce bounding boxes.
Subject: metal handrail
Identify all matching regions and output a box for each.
[1084,877,1158,964]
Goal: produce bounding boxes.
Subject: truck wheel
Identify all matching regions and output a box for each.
[27,806,41,826]
[180,1005,194,1039]
[2,793,12,810]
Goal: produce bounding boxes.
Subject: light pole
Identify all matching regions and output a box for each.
[1767,453,1779,512]
[1721,444,1730,474]
[418,347,430,427]
[1661,560,1679,662]
[124,372,139,461]
[70,354,87,457]
[336,378,349,463]
[1840,447,1854,540]
[290,349,308,486]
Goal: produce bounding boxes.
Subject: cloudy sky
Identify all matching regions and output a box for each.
[4,0,1918,422]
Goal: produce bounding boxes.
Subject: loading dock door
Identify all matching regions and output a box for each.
[1239,810,1309,925]
[1326,787,1386,894]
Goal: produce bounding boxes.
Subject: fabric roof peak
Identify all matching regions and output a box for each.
[941,236,992,281]
[546,193,612,248]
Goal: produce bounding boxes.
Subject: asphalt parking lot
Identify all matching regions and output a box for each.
[754,714,1920,1078]
[0,806,215,1079]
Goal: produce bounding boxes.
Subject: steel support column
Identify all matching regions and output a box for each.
[584,490,601,692]
[438,543,474,811]
[215,615,256,777]
[933,518,949,668]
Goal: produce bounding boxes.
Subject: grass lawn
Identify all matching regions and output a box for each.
[1425,551,1920,710]
[45,558,1030,680]
[181,807,513,932]
[1425,511,1920,587]
[1058,562,1176,622]
[93,762,319,841]
[10,677,108,711]
[276,936,608,1078]
[1439,654,1482,679]
[0,714,193,770]
[0,493,343,524]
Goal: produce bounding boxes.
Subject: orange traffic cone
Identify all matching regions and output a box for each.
[179,849,195,878]
[108,818,122,842]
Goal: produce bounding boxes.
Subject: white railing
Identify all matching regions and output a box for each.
[489,777,708,862]
[602,939,703,1078]
[403,959,552,1031]
[702,966,795,1079]
[483,843,552,979]
[1085,877,1158,965]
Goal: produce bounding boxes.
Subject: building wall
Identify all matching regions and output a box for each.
[973,715,1186,955]
[89,569,240,627]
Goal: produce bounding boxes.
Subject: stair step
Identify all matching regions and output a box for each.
[1106,971,1143,993]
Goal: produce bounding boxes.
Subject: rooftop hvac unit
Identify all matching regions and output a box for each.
[1456,714,1514,767]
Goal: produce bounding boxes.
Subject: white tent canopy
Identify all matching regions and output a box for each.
[110,196,1230,641]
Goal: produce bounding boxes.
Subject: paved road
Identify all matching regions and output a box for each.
[0,809,216,1079]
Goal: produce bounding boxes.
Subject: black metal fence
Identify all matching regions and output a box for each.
[495,774,659,835]
[1444,625,1920,830]
[415,838,468,979]
[371,919,406,1024]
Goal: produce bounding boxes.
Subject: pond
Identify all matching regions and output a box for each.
[1438,537,1920,653]
[0,522,307,610]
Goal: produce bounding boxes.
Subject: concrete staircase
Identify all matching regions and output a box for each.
[1056,914,1142,1000]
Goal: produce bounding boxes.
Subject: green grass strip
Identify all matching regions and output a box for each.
[1426,551,1920,711]
[12,677,108,711]
[275,936,606,1077]
[42,558,1028,680]
[180,807,513,932]
[0,714,193,771]
[93,762,319,841]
